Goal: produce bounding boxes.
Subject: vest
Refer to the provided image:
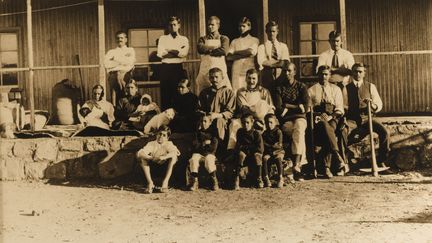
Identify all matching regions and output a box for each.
[346,81,371,123]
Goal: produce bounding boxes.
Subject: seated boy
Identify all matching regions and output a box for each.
[188,113,219,191]
[136,125,180,193]
[234,113,264,190]
[170,79,200,133]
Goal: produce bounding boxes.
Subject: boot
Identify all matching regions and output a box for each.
[277,176,284,188]
[234,176,240,190]
[325,167,333,179]
[263,176,272,188]
[257,177,264,188]
[211,174,219,191]
[188,177,198,191]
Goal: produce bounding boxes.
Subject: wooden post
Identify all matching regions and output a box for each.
[98,0,106,94]
[262,0,269,42]
[198,0,206,37]
[26,0,35,131]
[339,0,347,48]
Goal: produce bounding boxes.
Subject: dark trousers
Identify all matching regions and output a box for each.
[315,119,339,168]
[262,153,284,178]
[236,151,263,179]
[159,63,186,110]
[341,119,390,164]
[108,70,132,105]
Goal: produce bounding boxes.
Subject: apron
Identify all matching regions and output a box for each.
[195,39,232,94]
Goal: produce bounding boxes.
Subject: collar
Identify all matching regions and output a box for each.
[240,32,250,38]
[170,32,178,38]
[246,86,261,92]
[353,79,363,87]
[208,32,221,39]
[211,85,226,92]
[267,39,280,45]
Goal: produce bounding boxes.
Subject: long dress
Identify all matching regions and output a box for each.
[228,34,259,92]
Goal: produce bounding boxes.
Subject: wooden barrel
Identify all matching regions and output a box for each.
[51,79,81,125]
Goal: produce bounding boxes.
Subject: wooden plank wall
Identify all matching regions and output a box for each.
[269,0,432,114]
[0,0,199,112]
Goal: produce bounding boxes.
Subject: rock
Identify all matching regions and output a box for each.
[34,139,58,162]
[394,148,418,171]
[57,151,83,162]
[24,162,49,180]
[13,140,36,158]
[98,151,136,179]
[45,162,67,179]
[84,138,110,152]
[0,159,25,180]
[59,139,83,152]
[0,140,14,158]
[68,151,108,178]
[419,144,432,168]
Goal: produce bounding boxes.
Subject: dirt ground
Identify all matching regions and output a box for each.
[1,171,432,243]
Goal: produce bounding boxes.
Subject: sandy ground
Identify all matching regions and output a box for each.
[1,171,432,243]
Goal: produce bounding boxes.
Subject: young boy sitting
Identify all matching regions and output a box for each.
[136,125,180,193]
[234,113,264,190]
[262,113,285,188]
[187,113,219,191]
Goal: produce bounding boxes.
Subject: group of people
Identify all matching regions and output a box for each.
[82,15,391,194]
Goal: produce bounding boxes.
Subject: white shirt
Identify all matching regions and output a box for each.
[257,40,290,70]
[317,48,354,83]
[157,33,189,63]
[104,46,136,72]
[137,140,180,160]
[308,82,344,115]
[349,79,383,112]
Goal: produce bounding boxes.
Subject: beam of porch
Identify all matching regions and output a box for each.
[26,0,35,131]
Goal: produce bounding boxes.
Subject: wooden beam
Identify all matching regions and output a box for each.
[198,0,206,37]
[98,0,106,94]
[26,0,35,131]
[339,0,347,48]
[262,0,269,42]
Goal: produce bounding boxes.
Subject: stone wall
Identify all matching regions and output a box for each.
[0,117,431,181]
[0,134,194,181]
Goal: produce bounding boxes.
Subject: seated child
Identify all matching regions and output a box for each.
[262,114,285,188]
[129,94,160,130]
[143,108,175,135]
[234,113,264,190]
[136,125,180,194]
[0,122,16,139]
[170,79,199,133]
[188,114,219,191]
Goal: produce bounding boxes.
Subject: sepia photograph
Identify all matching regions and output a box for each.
[1,0,432,242]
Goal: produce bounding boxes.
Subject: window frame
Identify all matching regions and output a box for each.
[0,27,22,88]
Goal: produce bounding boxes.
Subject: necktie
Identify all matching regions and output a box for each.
[271,42,278,60]
[331,51,339,68]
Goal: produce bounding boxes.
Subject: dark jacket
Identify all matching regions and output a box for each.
[235,128,264,155]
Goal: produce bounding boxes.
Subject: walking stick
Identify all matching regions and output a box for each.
[75,54,85,102]
[309,106,317,178]
[367,100,379,177]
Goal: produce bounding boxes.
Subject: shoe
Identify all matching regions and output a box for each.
[159,187,169,193]
[287,175,296,184]
[336,169,345,176]
[257,177,264,188]
[188,178,199,191]
[277,178,284,188]
[211,175,219,191]
[264,176,271,188]
[294,172,304,182]
[325,168,333,179]
[145,183,154,194]
[234,176,240,190]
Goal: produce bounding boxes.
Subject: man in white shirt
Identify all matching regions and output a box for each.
[104,31,136,106]
[157,16,189,110]
[317,31,354,85]
[341,63,389,167]
[257,21,290,91]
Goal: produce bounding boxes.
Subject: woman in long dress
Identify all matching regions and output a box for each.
[80,84,115,130]
[226,17,259,92]
[195,16,232,94]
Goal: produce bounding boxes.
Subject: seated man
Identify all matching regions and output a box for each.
[170,78,199,133]
[198,67,236,142]
[273,62,311,180]
[341,62,390,167]
[227,68,274,149]
[308,65,346,178]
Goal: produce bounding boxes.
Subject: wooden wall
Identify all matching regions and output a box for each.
[269,0,432,114]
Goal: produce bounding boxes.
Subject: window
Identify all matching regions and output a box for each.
[128,28,165,81]
[0,31,19,86]
[298,21,336,78]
